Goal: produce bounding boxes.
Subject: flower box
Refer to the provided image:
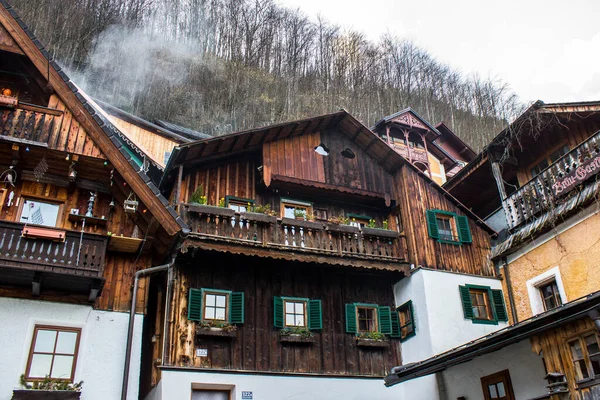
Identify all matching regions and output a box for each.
[356,339,390,348]
[279,334,316,344]
[361,227,399,239]
[325,223,359,234]
[21,226,66,242]
[281,218,325,230]
[239,212,277,224]
[196,327,237,338]
[12,390,81,400]
[186,204,235,218]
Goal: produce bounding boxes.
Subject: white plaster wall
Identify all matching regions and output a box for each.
[0,297,143,400]
[151,370,404,400]
[442,340,547,400]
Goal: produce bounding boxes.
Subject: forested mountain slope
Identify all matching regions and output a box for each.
[8,0,522,150]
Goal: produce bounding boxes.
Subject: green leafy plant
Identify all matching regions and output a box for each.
[189,185,207,205]
[218,197,225,207]
[20,374,83,392]
[328,215,349,225]
[199,320,237,332]
[280,326,313,338]
[382,219,389,230]
[367,219,377,228]
[293,209,306,219]
[355,331,386,341]
[251,204,277,216]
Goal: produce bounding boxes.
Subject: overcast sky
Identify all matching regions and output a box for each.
[280,0,600,105]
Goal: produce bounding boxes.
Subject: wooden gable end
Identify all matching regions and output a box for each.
[262,128,393,202]
[0,21,22,54]
[390,110,430,131]
[393,165,494,276]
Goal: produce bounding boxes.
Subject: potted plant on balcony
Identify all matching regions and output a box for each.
[361,219,399,239]
[293,209,306,220]
[196,320,238,338]
[13,375,83,400]
[186,186,235,217]
[240,204,277,224]
[355,332,389,348]
[326,215,359,234]
[279,326,315,343]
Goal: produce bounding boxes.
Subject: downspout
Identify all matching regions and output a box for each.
[502,256,519,324]
[120,256,176,400]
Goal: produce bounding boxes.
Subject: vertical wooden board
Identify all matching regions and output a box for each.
[73,123,88,154]
[56,107,73,151]
[66,119,80,153]
[218,165,227,201]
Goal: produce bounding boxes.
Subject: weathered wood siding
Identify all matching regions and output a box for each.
[394,165,494,276]
[531,317,600,400]
[167,252,402,376]
[263,129,392,195]
[0,22,23,54]
[108,116,178,167]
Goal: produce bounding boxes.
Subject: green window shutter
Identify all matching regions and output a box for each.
[456,215,472,243]
[345,303,357,333]
[188,288,203,321]
[230,292,245,324]
[378,306,393,335]
[273,296,284,328]
[307,299,323,331]
[390,309,401,338]
[491,289,508,322]
[459,285,474,319]
[426,210,439,239]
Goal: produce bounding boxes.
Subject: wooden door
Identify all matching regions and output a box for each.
[481,369,515,400]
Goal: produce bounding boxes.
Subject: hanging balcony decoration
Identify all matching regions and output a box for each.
[124,192,138,214]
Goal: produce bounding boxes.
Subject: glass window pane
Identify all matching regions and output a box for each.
[205,294,215,306]
[215,308,226,320]
[34,330,57,353]
[29,354,53,378]
[284,206,295,219]
[296,315,305,327]
[497,382,505,397]
[215,295,226,307]
[285,302,294,313]
[204,307,216,320]
[577,359,590,379]
[55,331,77,354]
[295,303,304,314]
[285,315,295,326]
[585,335,600,355]
[488,384,498,398]
[50,355,74,379]
[20,200,60,227]
[591,355,600,376]
[571,341,584,359]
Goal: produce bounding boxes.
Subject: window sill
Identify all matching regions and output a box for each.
[576,377,600,389]
[356,339,390,348]
[279,334,316,344]
[196,327,237,338]
[12,390,81,400]
[471,318,499,325]
[437,239,462,246]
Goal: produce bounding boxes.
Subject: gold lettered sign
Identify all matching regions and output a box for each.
[552,155,600,197]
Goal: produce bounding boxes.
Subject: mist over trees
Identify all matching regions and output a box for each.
[10,0,522,150]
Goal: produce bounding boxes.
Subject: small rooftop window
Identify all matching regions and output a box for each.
[314,144,329,156]
[341,148,355,159]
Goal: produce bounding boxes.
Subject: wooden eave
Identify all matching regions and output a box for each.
[0,1,185,236]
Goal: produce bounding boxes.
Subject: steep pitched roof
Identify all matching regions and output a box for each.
[371,107,441,135]
[154,120,212,141]
[0,0,186,235]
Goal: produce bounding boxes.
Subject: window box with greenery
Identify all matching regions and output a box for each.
[459,285,508,325]
[281,217,324,230]
[188,288,244,338]
[426,210,471,245]
[274,296,322,344]
[362,221,398,239]
[346,303,401,347]
[326,216,359,234]
[13,375,83,400]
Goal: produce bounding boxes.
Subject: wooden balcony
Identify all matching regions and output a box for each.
[181,205,408,272]
[504,129,600,230]
[1,104,63,146]
[0,221,107,300]
[391,144,429,164]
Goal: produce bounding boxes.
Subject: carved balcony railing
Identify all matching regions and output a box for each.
[504,129,600,230]
[182,204,407,268]
[1,105,63,145]
[0,220,108,278]
[391,144,429,164]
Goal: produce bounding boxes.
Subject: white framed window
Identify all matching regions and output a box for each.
[526,267,567,315]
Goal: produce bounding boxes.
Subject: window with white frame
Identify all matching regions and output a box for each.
[526,267,567,315]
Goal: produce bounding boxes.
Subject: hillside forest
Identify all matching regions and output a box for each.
[9,0,523,150]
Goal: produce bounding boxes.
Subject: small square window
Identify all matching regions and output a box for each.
[20,199,61,228]
[569,333,600,382]
[538,279,562,311]
[436,214,456,242]
[357,306,378,333]
[470,288,493,321]
[284,300,306,327]
[397,301,415,340]
[281,199,312,219]
[26,326,81,381]
[226,196,253,213]
[348,215,371,228]
[204,292,228,321]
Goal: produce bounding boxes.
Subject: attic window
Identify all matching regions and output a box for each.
[314,144,329,156]
[341,148,355,159]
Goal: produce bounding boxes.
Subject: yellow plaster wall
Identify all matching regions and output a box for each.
[506,210,600,322]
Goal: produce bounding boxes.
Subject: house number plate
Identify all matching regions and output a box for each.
[242,391,253,399]
[196,348,208,357]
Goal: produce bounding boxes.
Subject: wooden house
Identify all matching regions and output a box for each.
[0,2,186,399]
[372,108,476,186]
[143,107,506,400]
[387,101,600,400]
